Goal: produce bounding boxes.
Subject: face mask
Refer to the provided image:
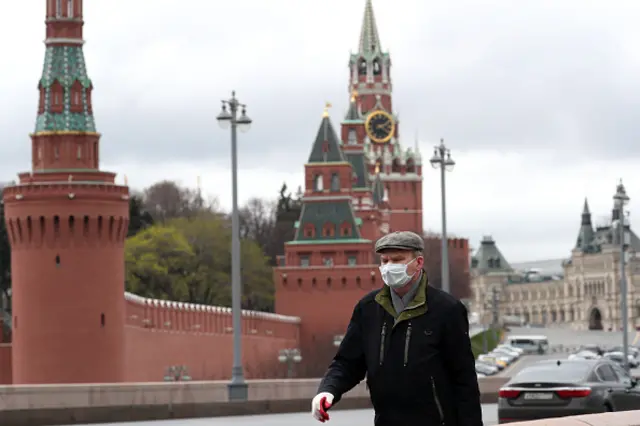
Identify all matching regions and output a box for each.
[379,258,417,288]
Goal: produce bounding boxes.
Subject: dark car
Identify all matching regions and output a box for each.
[497,358,640,423]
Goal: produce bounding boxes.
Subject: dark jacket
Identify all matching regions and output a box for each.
[317,272,483,426]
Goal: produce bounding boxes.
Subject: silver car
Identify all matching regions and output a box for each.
[498,358,640,423]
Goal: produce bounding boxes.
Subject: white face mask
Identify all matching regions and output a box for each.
[379,258,417,288]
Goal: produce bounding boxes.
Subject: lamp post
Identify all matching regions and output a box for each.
[278,348,302,378]
[217,91,252,401]
[614,181,630,372]
[430,139,455,294]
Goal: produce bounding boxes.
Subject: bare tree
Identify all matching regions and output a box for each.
[143,180,214,221]
[239,197,277,262]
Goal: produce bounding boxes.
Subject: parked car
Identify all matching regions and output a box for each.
[478,354,507,370]
[569,350,601,361]
[603,351,640,369]
[579,344,605,356]
[476,361,499,376]
[496,344,525,356]
[497,358,640,423]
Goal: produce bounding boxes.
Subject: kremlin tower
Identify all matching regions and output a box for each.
[2,0,129,384]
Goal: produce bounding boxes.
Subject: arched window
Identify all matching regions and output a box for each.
[348,129,357,145]
[322,223,335,237]
[67,0,74,17]
[56,0,62,17]
[358,59,367,76]
[330,173,340,191]
[313,174,323,191]
[372,58,381,75]
[391,158,401,173]
[303,224,315,238]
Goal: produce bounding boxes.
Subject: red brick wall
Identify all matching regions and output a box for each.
[424,237,471,300]
[123,294,301,381]
[0,344,11,384]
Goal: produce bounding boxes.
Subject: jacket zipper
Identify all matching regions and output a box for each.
[431,376,445,425]
[403,322,412,366]
[379,322,387,365]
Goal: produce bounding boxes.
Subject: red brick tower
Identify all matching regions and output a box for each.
[2,0,129,384]
[343,0,423,234]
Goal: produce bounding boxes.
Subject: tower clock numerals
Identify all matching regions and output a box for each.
[365,110,395,144]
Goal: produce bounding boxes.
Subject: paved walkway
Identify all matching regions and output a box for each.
[70,405,498,425]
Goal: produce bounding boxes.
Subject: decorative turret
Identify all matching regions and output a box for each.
[2,0,129,384]
[575,198,595,251]
[471,236,512,273]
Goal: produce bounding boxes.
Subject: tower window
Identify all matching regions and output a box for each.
[322,223,335,237]
[303,224,315,238]
[330,173,340,191]
[348,256,357,266]
[358,59,367,75]
[348,129,357,145]
[313,174,323,191]
[54,92,60,105]
[323,257,334,267]
[373,58,381,75]
[67,0,74,17]
[56,0,62,17]
[54,145,60,160]
[300,256,310,267]
[77,145,82,159]
[73,91,80,105]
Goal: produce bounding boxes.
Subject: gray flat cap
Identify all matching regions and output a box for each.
[375,231,424,253]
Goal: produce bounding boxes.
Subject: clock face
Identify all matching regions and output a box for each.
[365,110,395,144]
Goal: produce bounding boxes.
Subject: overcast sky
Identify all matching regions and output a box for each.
[1,0,640,262]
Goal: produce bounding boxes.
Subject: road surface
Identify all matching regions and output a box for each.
[68,404,499,425]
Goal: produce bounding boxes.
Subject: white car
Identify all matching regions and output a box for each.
[496,344,524,355]
[568,350,600,360]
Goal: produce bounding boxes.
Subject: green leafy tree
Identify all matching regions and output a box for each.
[125,213,274,311]
[125,225,195,301]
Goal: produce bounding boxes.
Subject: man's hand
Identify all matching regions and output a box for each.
[311,392,334,422]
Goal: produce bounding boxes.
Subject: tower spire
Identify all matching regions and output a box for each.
[34,0,99,173]
[358,0,382,54]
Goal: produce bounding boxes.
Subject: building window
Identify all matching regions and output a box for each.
[330,173,340,191]
[487,258,494,268]
[54,92,60,105]
[67,0,74,17]
[73,91,80,105]
[313,174,323,191]
[54,145,60,160]
[323,257,334,267]
[348,129,357,145]
[495,258,501,268]
[348,256,357,266]
[77,145,82,159]
[340,224,352,237]
[300,256,309,267]
[56,0,62,17]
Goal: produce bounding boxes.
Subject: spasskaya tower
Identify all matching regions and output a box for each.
[342,0,423,234]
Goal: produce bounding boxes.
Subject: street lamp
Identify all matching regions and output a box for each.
[614,180,630,372]
[278,348,302,378]
[430,139,455,294]
[217,91,252,401]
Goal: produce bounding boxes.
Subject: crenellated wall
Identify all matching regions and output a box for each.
[123,293,301,381]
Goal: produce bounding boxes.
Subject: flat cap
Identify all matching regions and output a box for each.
[375,231,424,253]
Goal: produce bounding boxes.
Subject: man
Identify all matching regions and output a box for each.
[311,231,482,425]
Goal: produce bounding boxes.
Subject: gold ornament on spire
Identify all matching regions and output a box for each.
[351,89,358,102]
[374,163,380,174]
[322,102,332,117]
